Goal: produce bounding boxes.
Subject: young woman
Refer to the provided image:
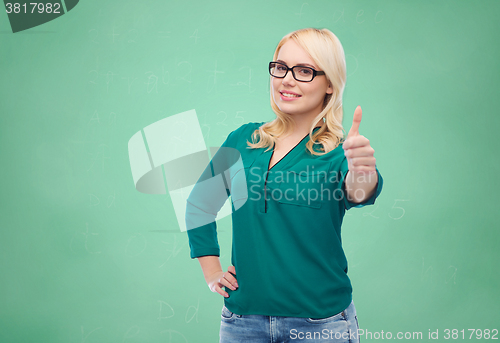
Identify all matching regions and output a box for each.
[186,27,383,343]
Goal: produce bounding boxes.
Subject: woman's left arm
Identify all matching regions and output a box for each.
[342,105,379,204]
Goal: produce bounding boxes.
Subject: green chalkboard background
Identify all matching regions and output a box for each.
[1,1,499,342]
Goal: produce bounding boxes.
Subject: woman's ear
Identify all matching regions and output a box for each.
[326,83,334,94]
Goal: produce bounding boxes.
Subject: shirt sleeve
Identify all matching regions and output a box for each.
[338,155,384,211]
[185,130,236,258]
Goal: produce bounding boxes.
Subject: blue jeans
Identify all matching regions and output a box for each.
[220,300,360,343]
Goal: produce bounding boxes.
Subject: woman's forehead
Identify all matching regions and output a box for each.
[277,40,317,68]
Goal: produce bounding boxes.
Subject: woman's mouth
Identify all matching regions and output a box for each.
[280,91,301,101]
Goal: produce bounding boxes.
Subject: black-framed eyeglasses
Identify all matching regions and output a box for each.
[269,61,325,82]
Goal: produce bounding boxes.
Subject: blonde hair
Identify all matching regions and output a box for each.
[247,27,347,155]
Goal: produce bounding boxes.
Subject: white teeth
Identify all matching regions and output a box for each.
[281,92,300,98]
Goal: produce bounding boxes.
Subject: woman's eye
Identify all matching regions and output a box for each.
[299,68,312,74]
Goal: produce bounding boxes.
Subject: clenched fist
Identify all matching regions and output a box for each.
[343,106,377,175]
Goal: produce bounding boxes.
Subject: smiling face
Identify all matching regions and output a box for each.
[271,39,333,122]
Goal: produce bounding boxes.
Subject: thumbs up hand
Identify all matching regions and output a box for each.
[342,106,377,175]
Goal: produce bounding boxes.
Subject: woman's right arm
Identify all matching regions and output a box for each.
[197,255,238,298]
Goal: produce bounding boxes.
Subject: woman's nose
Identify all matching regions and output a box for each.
[282,70,296,85]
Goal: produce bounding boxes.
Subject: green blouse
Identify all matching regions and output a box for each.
[186,121,384,318]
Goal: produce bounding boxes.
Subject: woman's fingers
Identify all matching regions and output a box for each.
[349,156,376,167]
[225,266,238,288]
[217,275,235,291]
[343,134,368,150]
[214,284,229,298]
[208,267,238,298]
[344,145,374,158]
[216,273,238,298]
[222,272,239,289]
